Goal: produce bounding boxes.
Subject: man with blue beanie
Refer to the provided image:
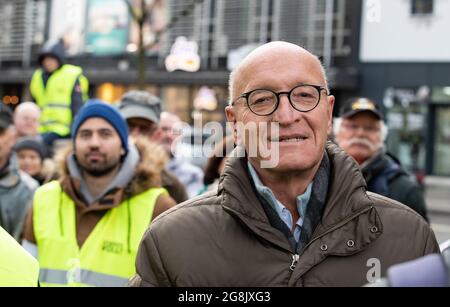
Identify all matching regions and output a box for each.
[22,99,176,287]
[71,99,129,157]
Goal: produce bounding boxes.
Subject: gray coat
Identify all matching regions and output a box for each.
[0,156,38,240]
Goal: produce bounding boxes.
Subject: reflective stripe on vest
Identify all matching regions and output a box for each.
[46,103,73,109]
[30,64,87,136]
[0,226,39,287]
[33,180,166,287]
[79,74,89,102]
[39,268,128,287]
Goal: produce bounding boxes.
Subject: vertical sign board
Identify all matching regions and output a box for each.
[85,0,129,56]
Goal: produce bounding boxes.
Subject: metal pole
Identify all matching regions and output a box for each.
[323,0,334,70]
[271,0,280,41]
[259,0,270,43]
[306,1,316,53]
[200,0,211,69]
[211,0,224,69]
[248,0,256,44]
[23,0,33,68]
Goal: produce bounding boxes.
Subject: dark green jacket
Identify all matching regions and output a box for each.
[130,143,438,287]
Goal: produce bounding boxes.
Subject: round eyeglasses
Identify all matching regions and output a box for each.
[232,84,329,116]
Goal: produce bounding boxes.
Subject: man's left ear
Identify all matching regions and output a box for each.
[327,95,335,119]
[225,105,239,144]
[225,105,236,124]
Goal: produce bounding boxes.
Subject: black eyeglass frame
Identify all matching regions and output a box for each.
[231,84,330,116]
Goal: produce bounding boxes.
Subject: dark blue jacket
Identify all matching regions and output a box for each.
[361,152,428,221]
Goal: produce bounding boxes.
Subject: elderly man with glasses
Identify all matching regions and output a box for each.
[130,42,439,287]
[334,97,428,221]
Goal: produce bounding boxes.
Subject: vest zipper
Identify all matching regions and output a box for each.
[290,254,299,271]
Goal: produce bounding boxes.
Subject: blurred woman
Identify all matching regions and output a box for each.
[14,138,55,185]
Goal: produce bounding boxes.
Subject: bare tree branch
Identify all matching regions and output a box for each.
[122,0,205,89]
[139,0,147,27]
[124,0,139,22]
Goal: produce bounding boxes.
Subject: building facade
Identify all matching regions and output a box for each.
[0,0,361,124]
[359,0,450,176]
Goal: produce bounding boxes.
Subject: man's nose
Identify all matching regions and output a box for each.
[87,133,101,147]
[353,125,367,135]
[272,94,299,125]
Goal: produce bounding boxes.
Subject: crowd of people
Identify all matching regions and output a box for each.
[0,41,448,287]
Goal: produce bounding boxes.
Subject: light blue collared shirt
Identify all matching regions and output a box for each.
[248,162,312,242]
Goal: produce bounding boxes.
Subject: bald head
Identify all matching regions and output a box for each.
[160,111,184,155]
[161,111,181,124]
[14,102,41,138]
[229,41,328,104]
[15,101,40,114]
[224,41,335,176]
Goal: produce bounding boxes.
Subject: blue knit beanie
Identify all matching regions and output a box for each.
[72,99,129,154]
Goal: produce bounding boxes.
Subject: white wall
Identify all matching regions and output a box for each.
[360,0,450,62]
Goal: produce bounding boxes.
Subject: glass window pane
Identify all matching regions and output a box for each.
[433,107,450,175]
[411,0,433,15]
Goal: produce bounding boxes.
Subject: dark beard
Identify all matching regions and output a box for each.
[83,163,119,177]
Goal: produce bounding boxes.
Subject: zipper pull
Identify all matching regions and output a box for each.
[290,254,299,271]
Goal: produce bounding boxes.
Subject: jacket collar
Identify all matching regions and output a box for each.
[219,146,292,252]
[58,139,165,212]
[67,143,139,205]
[0,155,20,188]
[361,150,388,181]
[218,142,382,258]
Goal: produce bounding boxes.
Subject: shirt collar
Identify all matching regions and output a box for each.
[247,161,312,220]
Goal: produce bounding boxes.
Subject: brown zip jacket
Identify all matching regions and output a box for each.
[130,142,439,287]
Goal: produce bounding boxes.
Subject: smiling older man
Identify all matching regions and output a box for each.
[130,42,439,287]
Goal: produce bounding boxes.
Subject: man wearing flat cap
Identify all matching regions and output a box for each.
[118,90,189,204]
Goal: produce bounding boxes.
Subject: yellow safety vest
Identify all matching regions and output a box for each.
[0,226,39,287]
[33,181,165,287]
[30,64,89,136]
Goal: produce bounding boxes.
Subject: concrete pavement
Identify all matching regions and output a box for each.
[424,176,450,245]
[425,176,450,214]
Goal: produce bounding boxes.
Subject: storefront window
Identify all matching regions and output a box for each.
[160,85,228,125]
[192,85,228,125]
[96,83,158,103]
[161,86,191,123]
[96,83,126,103]
[384,87,427,174]
[431,87,450,176]
[411,0,433,15]
[433,107,450,175]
